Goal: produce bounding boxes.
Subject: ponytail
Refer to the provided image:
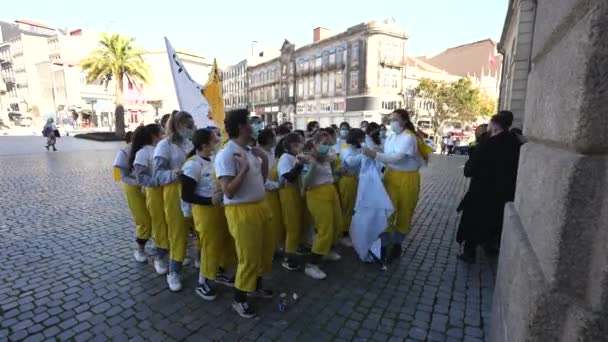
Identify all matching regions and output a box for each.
[186,148,197,159]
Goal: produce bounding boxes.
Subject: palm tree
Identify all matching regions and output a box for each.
[81,33,149,135]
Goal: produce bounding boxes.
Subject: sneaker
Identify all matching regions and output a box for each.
[281,258,301,271]
[323,251,342,262]
[154,257,168,275]
[166,272,182,292]
[194,258,200,269]
[339,236,353,247]
[248,288,274,299]
[216,272,235,287]
[296,245,312,256]
[133,249,147,263]
[195,281,217,301]
[304,264,327,280]
[232,301,256,319]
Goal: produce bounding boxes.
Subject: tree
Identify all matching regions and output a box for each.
[478,91,497,117]
[81,33,149,136]
[415,77,482,142]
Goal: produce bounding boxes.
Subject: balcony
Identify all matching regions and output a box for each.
[0,58,11,66]
[3,76,15,84]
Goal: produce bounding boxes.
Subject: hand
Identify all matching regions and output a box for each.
[234,153,250,173]
[296,153,310,164]
[211,192,223,206]
[361,146,377,159]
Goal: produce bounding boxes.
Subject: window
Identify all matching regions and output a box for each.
[336,49,343,66]
[303,77,308,98]
[328,72,335,97]
[351,42,360,67]
[274,86,279,101]
[304,60,310,72]
[329,53,335,66]
[315,57,322,71]
[322,53,329,70]
[298,80,304,99]
[383,69,390,88]
[308,77,315,99]
[320,102,330,113]
[322,74,328,96]
[333,101,345,112]
[392,72,398,89]
[289,84,294,98]
[350,71,359,91]
[335,71,344,95]
[289,63,294,75]
[315,74,321,95]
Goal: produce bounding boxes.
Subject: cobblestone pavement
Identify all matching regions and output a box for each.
[0,137,497,342]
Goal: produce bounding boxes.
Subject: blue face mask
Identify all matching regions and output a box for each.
[318,144,330,155]
[379,130,387,139]
[390,121,403,134]
[339,129,349,139]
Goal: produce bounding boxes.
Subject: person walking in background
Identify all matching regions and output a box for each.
[456,114,521,263]
[153,111,196,292]
[446,134,455,155]
[114,128,152,263]
[42,118,58,151]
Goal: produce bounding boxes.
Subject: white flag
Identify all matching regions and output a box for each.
[165,37,214,129]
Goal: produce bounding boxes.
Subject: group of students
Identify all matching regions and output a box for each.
[113,108,429,318]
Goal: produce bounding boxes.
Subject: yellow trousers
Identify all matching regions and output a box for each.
[338,175,358,233]
[163,182,189,262]
[123,184,152,240]
[192,205,236,280]
[145,187,169,250]
[279,185,304,254]
[306,184,343,256]
[384,169,421,234]
[224,201,270,293]
[264,190,283,270]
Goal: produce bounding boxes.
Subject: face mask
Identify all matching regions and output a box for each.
[318,144,330,156]
[180,128,194,140]
[250,124,261,139]
[390,122,403,134]
[379,130,387,139]
[339,129,349,139]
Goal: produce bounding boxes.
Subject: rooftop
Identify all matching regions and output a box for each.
[15,19,53,29]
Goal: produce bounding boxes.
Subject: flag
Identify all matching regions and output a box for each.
[489,51,496,66]
[202,59,225,133]
[164,37,214,129]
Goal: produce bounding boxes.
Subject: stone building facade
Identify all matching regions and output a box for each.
[491,1,608,341]
[497,1,535,129]
[220,60,248,112]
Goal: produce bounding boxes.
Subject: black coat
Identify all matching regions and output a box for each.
[456,131,521,245]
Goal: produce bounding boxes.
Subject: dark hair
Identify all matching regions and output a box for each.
[330,124,338,131]
[322,127,336,137]
[294,129,305,138]
[129,124,162,170]
[490,114,509,131]
[277,124,290,136]
[306,121,319,133]
[380,124,387,131]
[360,120,369,127]
[366,122,381,145]
[339,122,350,130]
[125,131,133,143]
[393,109,416,133]
[498,110,514,128]
[160,114,171,130]
[166,111,193,142]
[224,109,250,139]
[187,128,215,158]
[276,132,303,159]
[257,128,276,147]
[346,128,365,147]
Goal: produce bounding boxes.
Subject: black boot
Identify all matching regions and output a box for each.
[387,244,403,264]
[457,242,476,264]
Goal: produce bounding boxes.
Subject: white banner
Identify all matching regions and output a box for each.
[164,37,214,129]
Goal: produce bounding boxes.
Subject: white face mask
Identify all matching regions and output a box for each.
[390,121,403,134]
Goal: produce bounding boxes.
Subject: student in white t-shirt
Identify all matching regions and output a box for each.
[214,109,271,319]
[301,131,343,280]
[153,111,195,292]
[113,129,151,264]
[131,124,166,274]
[180,128,236,301]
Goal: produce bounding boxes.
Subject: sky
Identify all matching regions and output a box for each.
[4,0,508,65]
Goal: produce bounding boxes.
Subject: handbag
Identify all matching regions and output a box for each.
[54,129,61,138]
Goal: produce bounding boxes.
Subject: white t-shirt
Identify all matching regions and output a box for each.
[214,140,266,205]
[277,153,297,186]
[304,160,334,188]
[182,155,217,198]
[154,138,193,170]
[113,145,130,170]
[378,132,420,171]
[134,145,155,169]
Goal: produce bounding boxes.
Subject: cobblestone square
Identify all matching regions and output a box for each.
[0,137,497,341]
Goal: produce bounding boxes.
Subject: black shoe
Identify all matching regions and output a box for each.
[232,300,256,318]
[216,272,235,287]
[296,245,312,256]
[52,146,57,151]
[386,245,403,264]
[195,281,217,301]
[281,258,301,271]
[45,145,49,151]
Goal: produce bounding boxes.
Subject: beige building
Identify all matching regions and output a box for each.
[491,1,608,342]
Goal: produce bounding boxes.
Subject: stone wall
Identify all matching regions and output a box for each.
[491,1,608,341]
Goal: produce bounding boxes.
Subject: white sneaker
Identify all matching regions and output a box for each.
[133,249,147,263]
[339,236,353,247]
[166,272,182,292]
[323,250,342,262]
[154,257,168,275]
[305,264,327,280]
